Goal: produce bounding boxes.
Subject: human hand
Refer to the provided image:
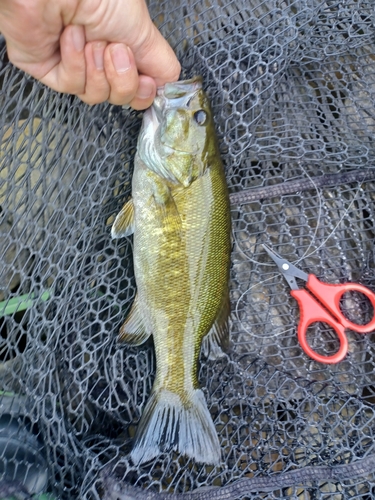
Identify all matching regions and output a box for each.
[0,0,181,109]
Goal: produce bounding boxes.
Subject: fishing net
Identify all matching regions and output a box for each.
[1,0,375,498]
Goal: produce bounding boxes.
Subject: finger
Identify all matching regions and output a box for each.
[132,24,181,87]
[104,43,142,106]
[129,75,157,110]
[78,41,110,105]
[41,24,86,95]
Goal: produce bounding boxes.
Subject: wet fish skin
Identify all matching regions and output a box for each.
[112,76,231,465]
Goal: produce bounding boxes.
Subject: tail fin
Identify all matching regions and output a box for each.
[131,388,221,465]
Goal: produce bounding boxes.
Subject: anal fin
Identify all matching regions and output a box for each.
[118,295,151,345]
[111,198,135,239]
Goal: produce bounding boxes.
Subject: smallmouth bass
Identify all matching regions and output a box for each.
[112,76,231,465]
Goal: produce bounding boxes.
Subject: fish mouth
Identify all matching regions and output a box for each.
[158,76,203,99]
[150,77,203,155]
[153,76,203,118]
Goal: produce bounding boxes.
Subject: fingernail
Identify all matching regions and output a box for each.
[136,79,154,99]
[72,25,85,52]
[111,44,131,74]
[93,42,105,70]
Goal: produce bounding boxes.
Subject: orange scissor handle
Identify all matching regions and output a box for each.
[306,274,375,333]
[291,288,348,364]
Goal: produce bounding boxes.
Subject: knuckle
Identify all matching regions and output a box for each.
[58,66,86,95]
[79,95,103,106]
[129,99,153,111]
[108,93,133,106]
[108,79,138,105]
[79,85,110,105]
[61,79,86,95]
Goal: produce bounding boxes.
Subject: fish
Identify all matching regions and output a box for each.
[111,76,231,465]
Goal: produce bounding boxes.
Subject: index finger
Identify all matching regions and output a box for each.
[41,25,87,95]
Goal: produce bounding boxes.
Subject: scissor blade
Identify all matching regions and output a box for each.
[262,244,308,289]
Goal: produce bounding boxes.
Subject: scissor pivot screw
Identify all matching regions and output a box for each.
[282,263,289,271]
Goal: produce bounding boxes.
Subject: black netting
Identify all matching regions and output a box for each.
[1,1,375,499]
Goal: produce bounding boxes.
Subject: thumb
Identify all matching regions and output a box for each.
[131,23,180,87]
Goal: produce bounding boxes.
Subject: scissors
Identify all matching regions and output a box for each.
[262,244,375,364]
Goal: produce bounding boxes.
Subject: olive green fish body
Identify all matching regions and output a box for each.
[112,77,230,465]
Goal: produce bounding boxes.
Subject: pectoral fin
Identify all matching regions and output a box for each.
[162,198,182,236]
[118,295,151,345]
[152,178,182,236]
[201,292,230,360]
[111,199,135,239]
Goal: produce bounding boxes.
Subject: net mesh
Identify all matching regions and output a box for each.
[1,0,375,498]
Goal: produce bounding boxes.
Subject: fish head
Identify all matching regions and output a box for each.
[138,77,218,187]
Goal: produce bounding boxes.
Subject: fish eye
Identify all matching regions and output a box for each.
[193,110,207,125]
